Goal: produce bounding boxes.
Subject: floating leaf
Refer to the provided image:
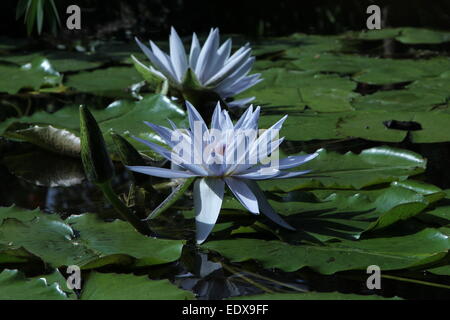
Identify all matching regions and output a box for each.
[223,181,442,242]
[0,206,184,268]
[65,66,142,97]
[396,28,450,44]
[0,94,186,158]
[203,228,449,275]
[81,272,195,300]
[0,269,69,300]
[3,123,80,157]
[259,146,426,191]
[0,57,61,94]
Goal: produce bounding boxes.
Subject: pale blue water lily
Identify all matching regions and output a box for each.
[127,102,318,243]
[135,27,262,107]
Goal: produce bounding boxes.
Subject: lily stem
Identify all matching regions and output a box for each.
[98,181,153,236]
[222,263,275,294]
[231,266,307,293]
[381,274,450,290]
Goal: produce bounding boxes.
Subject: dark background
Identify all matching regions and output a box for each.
[1,0,449,40]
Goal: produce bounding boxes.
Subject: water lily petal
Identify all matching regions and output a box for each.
[195,28,220,83]
[189,32,201,70]
[132,136,173,161]
[235,167,281,180]
[194,178,225,244]
[228,97,255,108]
[205,47,252,86]
[278,153,319,170]
[225,177,259,214]
[272,170,312,179]
[212,56,255,89]
[222,73,263,97]
[149,40,178,82]
[144,121,176,147]
[169,27,188,82]
[127,165,198,178]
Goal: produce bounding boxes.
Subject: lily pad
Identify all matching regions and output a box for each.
[0,94,186,157]
[396,28,450,44]
[223,181,442,243]
[259,146,427,191]
[0,57,61,94]
[0,269,69,300]
[0,206,184,268]
[203,228,449,275]
[237,68,358,111]
[81,272,195,300]
[65,66,142,98]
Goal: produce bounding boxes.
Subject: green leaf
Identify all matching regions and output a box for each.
[396,28,450,44]
[352,90,445,112]
[0,57,61,94]
[148,178,195,219]
[223,181,442,242]
[3,123,80,157]
[0,94,186,158]
[259,146,426,191]
[65,66,142,98]
[0,206,184,268]
[203,228,449,275]
[236,68,358,111]
[79,105,114,184]
[0,269,69,300]
[353,58,450,85]
[131,54,165,86]
[67,214,183,268]
[81,272,195,300]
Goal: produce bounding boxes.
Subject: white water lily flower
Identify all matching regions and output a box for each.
[127,102,318,244]
[135,27,262,107]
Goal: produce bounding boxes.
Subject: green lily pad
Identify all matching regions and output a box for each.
[0,269,69,300]
[418,190,450,226]
[0,57,61,94]
[0,206,184,268]
[67,214,184,269]
[238,68,358,111]
[203,228,449,275]
[396,28,450,44]
[259,111,343,141]
[0,94,186,157]
[336,111,409,143]
[353,58,450,85]
[347,28,402,41]
[259,146,426,191]
[352,90,445,112]
[0,52,104,72]
[224,181,442,243]
[65,66,142,97]
[291,53,371,74]
[81,272,195,300]
[336,110,450,144]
